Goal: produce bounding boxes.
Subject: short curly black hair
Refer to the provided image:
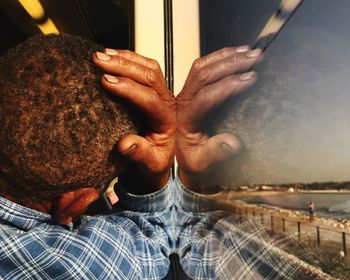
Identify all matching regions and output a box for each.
[0,34,137,203]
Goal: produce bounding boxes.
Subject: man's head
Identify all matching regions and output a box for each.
[0,34,136,204]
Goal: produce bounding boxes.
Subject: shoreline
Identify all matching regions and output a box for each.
[214,194,349,279]
[220,189,350,199]
[215,193,350,233]
[217,190,350,232]
[233,199,350,233]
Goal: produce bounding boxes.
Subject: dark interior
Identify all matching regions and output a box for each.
[1,0,349,187]
[0,0,133,56]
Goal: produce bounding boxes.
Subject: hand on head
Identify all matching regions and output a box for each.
[92,49,176,193]
[93,45,263,193]
[34,45,262,223]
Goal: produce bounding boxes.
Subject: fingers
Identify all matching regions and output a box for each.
[207,49,261,82]
[117,134,174,175]
[179,46,263,99]
[92,51,170,99]
[101,75,159,115]
[101,75,175,132]
[105,49,162,72]
[188,71,257,123]
[117,134,152,163]
[194,45,250,69]
[93,49,176,188]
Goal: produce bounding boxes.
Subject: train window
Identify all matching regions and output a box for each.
[199,2,350,278]
[1,1,350,278]
[200,0,350,188]
[200,0,282,55]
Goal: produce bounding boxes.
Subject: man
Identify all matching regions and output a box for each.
[0,34,175,279]
[0,34,320,279]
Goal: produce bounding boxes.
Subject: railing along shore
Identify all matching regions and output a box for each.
[227,204,350,257]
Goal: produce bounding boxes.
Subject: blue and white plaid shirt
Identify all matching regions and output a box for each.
[0,176,326,280]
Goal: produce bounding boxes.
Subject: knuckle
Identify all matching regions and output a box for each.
[227,54,241,65]
[123,49,133,56]
[148,59,161,72]
[197,67,211,85]
[127,50,138,61]
[117,56,131,67]
[227,75,240,88]
[120,49,137,61]
[144,69,158,86]
[220,47,235,58]
[192,57,206,72]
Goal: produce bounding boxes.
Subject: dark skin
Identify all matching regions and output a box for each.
[93,46,262,192]
[14,45,262,224]
[46,49,176,223]
[92,49,176,193]
[7,48,175,224]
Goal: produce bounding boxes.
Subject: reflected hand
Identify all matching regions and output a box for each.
[93,49,176,193]
[176,46,263,191]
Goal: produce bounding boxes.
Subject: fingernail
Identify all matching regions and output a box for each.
[104,74,119,84]
[239,71,255,81]
[236,45,250,53]
[246,49,261,58]
[122,144,137,155]
[221,143,238,154]
[96,52,111,61]
[104,48,119,56]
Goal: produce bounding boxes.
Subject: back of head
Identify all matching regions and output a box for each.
[0,34,136,203]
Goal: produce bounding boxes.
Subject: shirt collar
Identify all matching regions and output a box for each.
[0,196,73,231]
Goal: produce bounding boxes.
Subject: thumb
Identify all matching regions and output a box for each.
[192,133,241,173]
[117,134,150,162]
[117,134,170,175]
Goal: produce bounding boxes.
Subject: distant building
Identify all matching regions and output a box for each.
[260,185,273,191]
[239,186,249,191]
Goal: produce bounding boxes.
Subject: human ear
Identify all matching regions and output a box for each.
[54,188,100,224]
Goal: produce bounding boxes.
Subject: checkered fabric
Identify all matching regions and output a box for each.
[172,178,317,280]
[0,176,325,279]
[0,181,173,280]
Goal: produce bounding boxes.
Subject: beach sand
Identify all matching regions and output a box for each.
[207,192,350,279]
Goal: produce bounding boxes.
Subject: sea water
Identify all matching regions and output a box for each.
[243,193,350,220]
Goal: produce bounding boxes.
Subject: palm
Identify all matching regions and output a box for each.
[94,49,176,192]
[176,46,263,190]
